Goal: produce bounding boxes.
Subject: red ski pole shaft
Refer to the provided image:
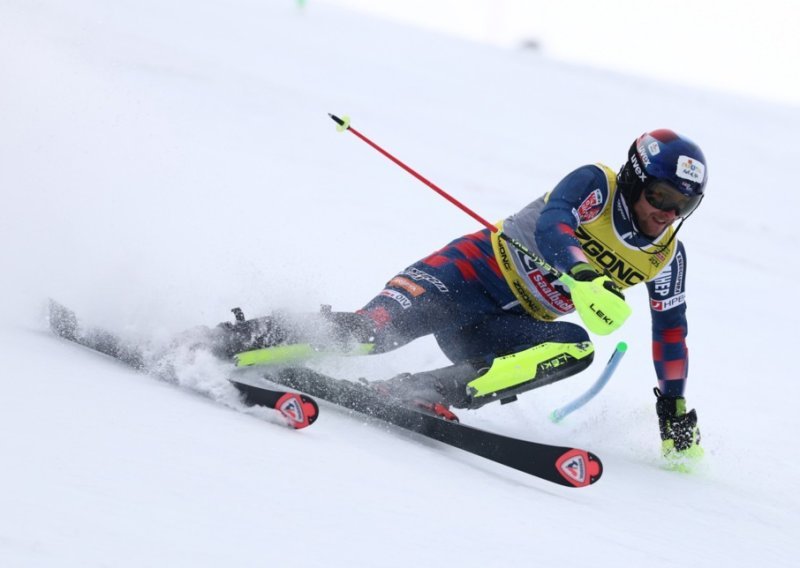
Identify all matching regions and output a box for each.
[327,113,566,281]
[328,113,497,233]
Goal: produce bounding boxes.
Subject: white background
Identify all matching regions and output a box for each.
[322,0,800,106]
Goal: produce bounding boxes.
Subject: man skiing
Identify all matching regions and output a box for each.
[215,129,706,463]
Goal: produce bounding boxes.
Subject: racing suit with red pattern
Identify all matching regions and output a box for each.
[358,163,690,397]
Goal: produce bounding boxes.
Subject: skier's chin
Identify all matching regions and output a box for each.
[640,216,672,238]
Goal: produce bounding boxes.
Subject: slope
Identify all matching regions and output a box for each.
[1,1,798,566]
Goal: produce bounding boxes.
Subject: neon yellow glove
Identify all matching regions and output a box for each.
[655,388,704,471]
[559,263,631,336]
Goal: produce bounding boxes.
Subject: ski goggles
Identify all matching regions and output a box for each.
[643,181,703,217]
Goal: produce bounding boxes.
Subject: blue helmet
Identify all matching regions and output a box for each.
[618,129,708,217]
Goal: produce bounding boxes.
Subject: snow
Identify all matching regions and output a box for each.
[1,1,799,566]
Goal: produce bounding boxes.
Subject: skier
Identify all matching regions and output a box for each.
[214,129,706,462]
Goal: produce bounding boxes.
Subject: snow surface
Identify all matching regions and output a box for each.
[2,1,799,566]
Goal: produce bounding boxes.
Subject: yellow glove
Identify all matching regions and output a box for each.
[560,263,631,335]
[655,388,704,471]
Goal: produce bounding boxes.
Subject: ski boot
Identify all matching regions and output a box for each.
[463,341,595,408]
[210,308,287,360]
[367,341,595,413]
[367,372,460,421]
[210,306,377,364]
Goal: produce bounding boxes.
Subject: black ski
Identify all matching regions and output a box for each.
[261,367,603,487]
[229,379,318,429]
[47,300,319,429]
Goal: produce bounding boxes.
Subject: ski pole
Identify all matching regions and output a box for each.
[327,113,570,285]
[328,113,631,335]
[550,341,627,423]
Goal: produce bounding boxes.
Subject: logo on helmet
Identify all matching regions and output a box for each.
[676,155,705,184]
[630,153,647,183]
[637,143,651,167]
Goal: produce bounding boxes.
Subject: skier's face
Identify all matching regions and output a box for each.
[633,191,677,238]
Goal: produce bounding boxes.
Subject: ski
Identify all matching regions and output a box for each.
[229,380,318,429]
[260,367,603,487]
[47,300,319,429]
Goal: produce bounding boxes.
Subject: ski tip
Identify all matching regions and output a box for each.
[276,392,320,430]
[555,449,603,488]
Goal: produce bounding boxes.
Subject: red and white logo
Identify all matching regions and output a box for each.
[560,455,586,484]
[650,292,686,312]
[380,289,412,309]
[279,395,304,423]
[555,449,602,487]
[577,189,604,222]
[530,271,574,314]
[275,393,317,429]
